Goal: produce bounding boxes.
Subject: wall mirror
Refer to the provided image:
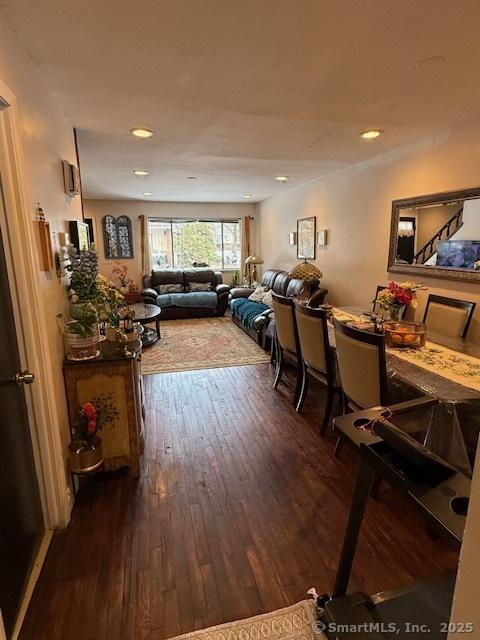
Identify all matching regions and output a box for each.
[388,186,480,283]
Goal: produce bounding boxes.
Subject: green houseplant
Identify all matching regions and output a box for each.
[62,245,126,359]
[64,246,101,360]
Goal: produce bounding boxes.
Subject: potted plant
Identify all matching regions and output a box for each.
[96,274,125,338]
[111,262,133,294]
[230,270,240,287]
[68,402,103,473]
[65,245,101,359]
[64,301,100,360]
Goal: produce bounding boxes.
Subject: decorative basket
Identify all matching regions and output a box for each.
[384,321,426,349]
[65,322,100,360]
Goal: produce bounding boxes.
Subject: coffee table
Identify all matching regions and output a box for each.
[128,303,161,347]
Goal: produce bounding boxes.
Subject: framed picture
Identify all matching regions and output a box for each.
[84,217,95,243]
[317,229,328,246]
[297,216,316,259]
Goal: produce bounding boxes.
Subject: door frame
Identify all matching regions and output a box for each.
[0,78,71,528]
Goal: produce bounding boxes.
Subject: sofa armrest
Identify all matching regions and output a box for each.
[215,283,231,296]
[142,287,157,303]
[253,308,274,331]
[216,284,230,316]
[308,287,328,308]
[230,287,254,300]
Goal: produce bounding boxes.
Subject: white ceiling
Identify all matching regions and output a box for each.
[2,0,480,202]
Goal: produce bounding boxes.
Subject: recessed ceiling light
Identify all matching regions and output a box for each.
[130,127,154,138]
[133,169,149,176]
[275,176,289,182]
[360,129,383,140]
[186,176,197,180]
[242,194,253,199]
[143,192,153,196]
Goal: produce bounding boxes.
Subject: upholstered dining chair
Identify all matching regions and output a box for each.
[372,285,387,315]
[333,318,389,457]
[271,293,302,405]
[294,302,341,435]
[423,294,476,339]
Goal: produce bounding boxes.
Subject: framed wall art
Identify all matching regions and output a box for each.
[297,216,316,260]
[102,214,134,259]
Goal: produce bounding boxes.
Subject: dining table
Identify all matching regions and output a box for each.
[330,306,480,477]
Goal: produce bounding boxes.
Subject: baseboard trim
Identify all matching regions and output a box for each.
[11,530,53,640]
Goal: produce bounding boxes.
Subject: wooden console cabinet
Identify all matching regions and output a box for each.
[64,340,144,476]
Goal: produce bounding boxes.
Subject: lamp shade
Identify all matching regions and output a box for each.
[245,254,264,265]
[288,261,322,280]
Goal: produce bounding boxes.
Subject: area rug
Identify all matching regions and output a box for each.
[167,600,323,640]
[140,316,271,374]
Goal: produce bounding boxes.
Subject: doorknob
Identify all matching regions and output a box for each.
[14,370,35,385]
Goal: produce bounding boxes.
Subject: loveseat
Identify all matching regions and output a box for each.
[142,269,230,319]
[230,269,328,348]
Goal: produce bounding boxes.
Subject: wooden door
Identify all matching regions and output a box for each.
[0,180,43,637]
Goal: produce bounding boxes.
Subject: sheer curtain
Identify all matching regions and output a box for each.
[139,215,152,277]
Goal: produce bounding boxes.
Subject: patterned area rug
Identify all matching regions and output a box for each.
[166,601,322,640]
[141,316,271,374]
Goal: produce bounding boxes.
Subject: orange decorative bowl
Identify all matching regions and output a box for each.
[384,321,426,349]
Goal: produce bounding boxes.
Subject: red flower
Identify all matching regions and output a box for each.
[82,402,96,420]
[396,291,412,305]
[388,281,412,306]
[87,419,96,434]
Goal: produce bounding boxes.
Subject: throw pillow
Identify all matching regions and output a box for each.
[155,283,184,294]
[188,282,212,292]
[262,289,274,308]
[248,285,268,302]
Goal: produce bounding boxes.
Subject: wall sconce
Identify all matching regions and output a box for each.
[317,229,328,246]
[289,232,297,246]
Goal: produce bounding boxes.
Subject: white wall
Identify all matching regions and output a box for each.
[0,15,83,522]
[450,198,480,241]
[84,199,258,286]
[259,120,480,342]
[448,445,480,639]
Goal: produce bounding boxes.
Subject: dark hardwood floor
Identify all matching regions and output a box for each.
[20,364,457,640]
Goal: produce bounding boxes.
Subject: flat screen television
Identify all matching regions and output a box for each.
[436,239,480,269]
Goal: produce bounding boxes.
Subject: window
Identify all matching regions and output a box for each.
[398,219,415,238]
[149,219,241,269]
[102,215,134,258]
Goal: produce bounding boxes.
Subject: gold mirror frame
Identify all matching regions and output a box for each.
[388,186,480,283]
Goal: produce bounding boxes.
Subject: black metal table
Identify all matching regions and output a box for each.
[318,405,471,640]
[128,303,161,347]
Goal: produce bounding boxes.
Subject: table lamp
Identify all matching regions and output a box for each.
[288,260,323,300]
[245,254,264,286]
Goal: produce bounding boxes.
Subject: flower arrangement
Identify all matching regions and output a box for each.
[67,245,100,302]
[66,246,125,328]
[97,274,125,321]
[111,262,133,292]
[375,281,426,317]
[76,402,99,448]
